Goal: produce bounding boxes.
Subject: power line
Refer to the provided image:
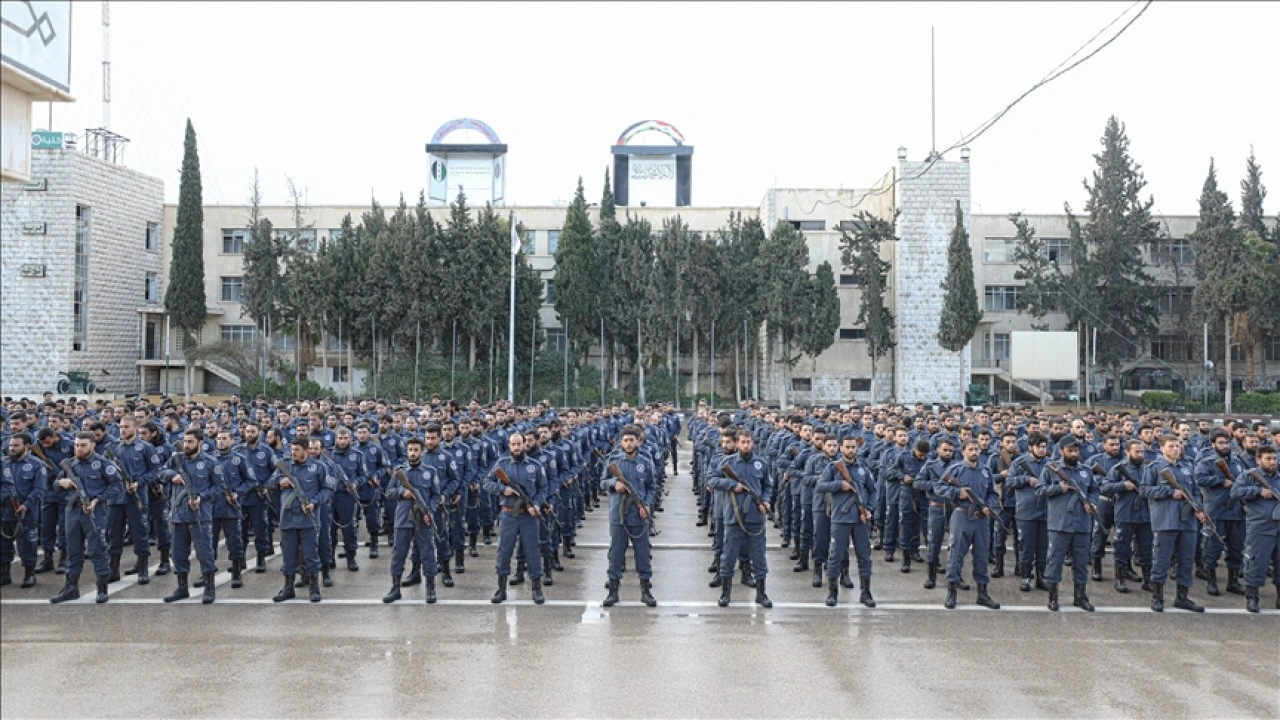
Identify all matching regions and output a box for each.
[793,0,1154,217]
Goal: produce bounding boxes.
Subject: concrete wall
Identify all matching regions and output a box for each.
[893,158,972,404]
[1,150,163,397]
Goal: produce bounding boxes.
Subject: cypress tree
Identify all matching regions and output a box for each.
[936,200,982,402]
[839,211,897,401]
[552,177,597,360]
[165,119,207,346]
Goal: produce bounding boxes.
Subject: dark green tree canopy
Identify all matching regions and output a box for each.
[164,119,206,336]
[936,201,982,352]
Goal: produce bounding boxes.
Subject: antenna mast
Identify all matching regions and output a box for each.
[102,1,111,130]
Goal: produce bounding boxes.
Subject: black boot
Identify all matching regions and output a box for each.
[812,563,824,588]
[958,577,972,591]
[510,561,525,586]
[826,577,839,607]
[1226,569,1245,595]
[50,574,80,603]
[1114,566,1130,594]
[402,562,422,587]
[1150,583,1164,612]
[1123,562,1141,582]
[1173,585,1203,613]
[640,579,656,607]
[603,578,620,607]
[1141,566,1153,593]
[787,544,798,560]
[469,534,479,558]
[1090,557,1103,582]
[369,540,379,559]
[136,558,150,586]
[991,554,1004,578]
[1034,567,1048,591]
[1073,583,1094,612]
[793,554,809,573]
[1047,582,1060,611]
[424,576,437,604]
[55,549,68,575]
[1205,568,1220,596]
[562,536,575,559]
[454,548,466,574]
[718,575,732,607]
[1,565,12,586]
[925,563,938,590]
[347,554,359,572]
[740,562,756,589]
[1244,586,1259,613]
[35,551,54,574]
[156,549,170,576]
[541,560,553,587]
[441,559,455,588]
[164,573,189,603]
[274,575,296,602]
[1020,566,1032,592]
[295,571,309,588]
[231,559,243,589]
[709,573,723,588]
[95,576,110,604]
[483,526,493,545]
[860,575,876,608]
[550,551,563,573]
[321,565,333,588]
[900,555,911,574]
[755,578,772,608]
[707,558,720,574]
[202,573,216,604]
[840,561,854,589]
[108,555,121,583]
[491,575,508,603]
[884,549,895,563]
[383,575,402,604]
[976,583,999,609]
[944,581,957,609]
[255,552,267,573]
[531,577,545,604]
[21,566,36,588]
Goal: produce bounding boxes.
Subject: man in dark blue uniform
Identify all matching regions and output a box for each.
[1230,445,1280,612]
[484,432,548,605]
[270,437,335,603]
[1101,439,1152,593]
[1194,430,1247,597]
[934,439,1001,610]
[709,428,774,608]
[1141,434,1209,612]
[601,425,658,607]
[1038,436,1100,612]
[816,435,877,607]
[382,437,441,604]
[1,434,47,588]
[160,428,224,604]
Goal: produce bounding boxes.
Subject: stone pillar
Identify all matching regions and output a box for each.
[893,157,972,404]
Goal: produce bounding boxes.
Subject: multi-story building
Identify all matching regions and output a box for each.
[0,135,164,397]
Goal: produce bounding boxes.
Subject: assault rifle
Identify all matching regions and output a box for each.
[104,446,146,512]
[393,468,434,529]
[58,458,101,534]
[720,464,768,514]
[606,463,651,517]
[832,460,871,522]
[274,458,319,532]
[493,467,535,515]
[1158,467,1225,546]
[1047,463,1097,515]
[938,472,996,519]
[1110,462,1144,513]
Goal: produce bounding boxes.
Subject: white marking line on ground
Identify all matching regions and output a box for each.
[3,596,1272,614]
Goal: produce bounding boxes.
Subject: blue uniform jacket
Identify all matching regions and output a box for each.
[1101,459,1149,523]
[268,458,335,530]
[1140,457,1202,533]
[601,451,657,526]
[815,458,876,524]
[1036,461,1100,533]
[1007,454,1050,520]
[107,438,161,507]
[385,461,441,530]
[710,451,773,526]
[214,448,259,519]
[1194,452,1245,521]
[935,461,999,519]
[483,453,548,512]
[1229,468,1280,535]
[1,453,48,521]
[162,451,224,525]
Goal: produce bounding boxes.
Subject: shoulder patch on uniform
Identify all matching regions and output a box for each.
[526,464,536,473]
[196,461,205,471]
[754,461,763,470]
[91,460,102,470]
[22,463,32,472]
[307,464,316,473]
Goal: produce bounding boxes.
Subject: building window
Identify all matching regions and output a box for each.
[788,220,826,231]
[1266,336,1280,363]
[982,331,1010,363]
[73,205,90,351]
[522,230,536,255]
[546,328,567,353]
[983,237,1013,264]
[272,333,296,352]
[791,377,812,392]
[220,324,258,346]
[839,328,866,340]
[849,378,871,392]
[1156,287,1193,314]
[1153,238,1192,265]
[273,228,317,252]
[145,221,159,251]
[1151,335,1189,362]
[328,228,344,243]
[222,228,248,254]
[332,366,349,383]
[984,285,1021,312]
[1043,237,1071,264]
[544,279,556,305]
[839,274,861,286]
[324,333,349,352]
[220,276,244,302]
[144,272,160,302]
[547,230,561,255]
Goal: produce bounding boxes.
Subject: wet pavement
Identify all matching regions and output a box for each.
[3,439,1278,718]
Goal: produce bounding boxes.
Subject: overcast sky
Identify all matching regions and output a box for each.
[47,1,1279,217]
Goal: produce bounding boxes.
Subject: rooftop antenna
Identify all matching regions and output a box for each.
[930,26,936,158]
[102,1,111,130]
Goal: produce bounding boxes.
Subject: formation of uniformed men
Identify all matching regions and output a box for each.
[3,393,1278,613]
[688,401,1280,613]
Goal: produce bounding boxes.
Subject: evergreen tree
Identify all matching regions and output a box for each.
[1189,160,1245,398]
[165,119,207,349]
[1237,150,1278,383]
[838,211,897,401]
[241,168,285,344]
[1008,213,1057,330]
[684,230,730,399]
[798,261,841,404]
[552,177,598,360]
[936,201,982,401]
[614,214,656,402]
[596,169,625,388]
[758,220,811,407]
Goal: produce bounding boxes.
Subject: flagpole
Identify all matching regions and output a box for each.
[507,214,517,404]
